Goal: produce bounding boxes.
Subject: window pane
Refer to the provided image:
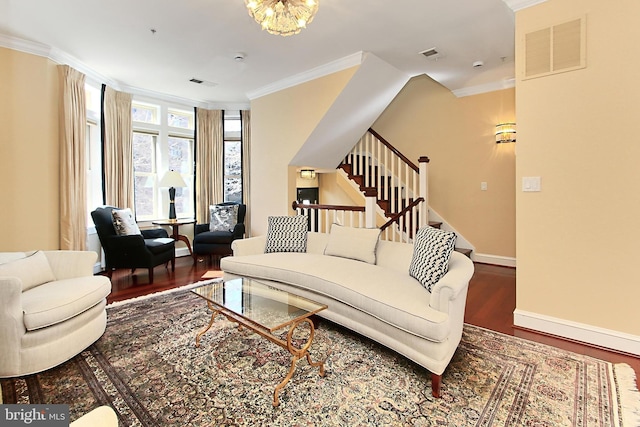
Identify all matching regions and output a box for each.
[224,118,241,133]
[168,137,193,174]
[168,109,194,129]
[132,103,159,124]
[224,177,242,203]
[133,133,155,173]
[224,141,241,176]
[134,175,154,217]
[173,180,192,215]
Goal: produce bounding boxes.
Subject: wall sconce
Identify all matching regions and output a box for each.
[495,122,516,143]
[300,169,316,179]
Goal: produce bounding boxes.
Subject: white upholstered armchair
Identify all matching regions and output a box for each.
[0,250,111,377]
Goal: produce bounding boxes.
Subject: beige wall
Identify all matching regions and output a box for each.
[373,75,516,258]
[0,48,60,251]
[515,0,640,335]
[249,67,358,236]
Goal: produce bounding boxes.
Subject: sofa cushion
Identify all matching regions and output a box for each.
[221,253,450,342]
[21,275,112,331]
[209,204,238,232]
[194,230,234,244]
[111,208,141,236]
[324,224,381,264]
[409,226,457,292]
[144,238,175,255]
[264,215,308,253]
[0,251,56,291]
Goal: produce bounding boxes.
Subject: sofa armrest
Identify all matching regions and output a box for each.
[43,251,98,280]
[142,228,169,239]
[194,223,210,235]
[0,277,26,376]
[429,252,474,313]
[232,223,246,240]
[231,235,266,256]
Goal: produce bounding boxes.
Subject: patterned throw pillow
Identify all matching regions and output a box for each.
[111,208,141,236]
[209,204,239,232]
[264,215,308,253]
[409,226,457,292]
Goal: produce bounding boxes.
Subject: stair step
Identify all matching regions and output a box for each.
[428,221,442,229]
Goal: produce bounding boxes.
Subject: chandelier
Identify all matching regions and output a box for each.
[245,0,319,36]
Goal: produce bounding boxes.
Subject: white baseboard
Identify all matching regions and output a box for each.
[473,253,516,267]
[513,309,640,356]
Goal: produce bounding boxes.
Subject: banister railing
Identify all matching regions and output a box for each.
[380,197,424,242]
[368,128,419,172]
[342,129,428,222]
[292,201,366,233]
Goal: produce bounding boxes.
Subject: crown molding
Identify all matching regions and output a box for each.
[0,33,249,109]
[0,33,120,89]
[502,0,548,12]
[246,51,365,100]
[452,78,516,98]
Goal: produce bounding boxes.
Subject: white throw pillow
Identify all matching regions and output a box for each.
[111,208,141,236]
[409,226,457,292]
[209,204,239,232]
[0,251,56,291]
[323,224,381,264]
[264,215,308,253]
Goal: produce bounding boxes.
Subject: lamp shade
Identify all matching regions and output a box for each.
[159,170,187,188]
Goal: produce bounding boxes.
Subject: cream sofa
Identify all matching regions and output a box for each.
[0,250,112,377]
[220,230,474,397]
[70,406,118,427]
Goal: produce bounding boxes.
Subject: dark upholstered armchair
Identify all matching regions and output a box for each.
[193,202,246,265]
[91,206,175,283]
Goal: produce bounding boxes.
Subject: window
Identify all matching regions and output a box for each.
[132,100,195,220]
[223,110,242,203]
[86,83,102,226]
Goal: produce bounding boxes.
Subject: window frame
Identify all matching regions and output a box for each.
[223,110,243,204]
[132,98,195,221]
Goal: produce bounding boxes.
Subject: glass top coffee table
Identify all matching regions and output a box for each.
[191,277,328,406]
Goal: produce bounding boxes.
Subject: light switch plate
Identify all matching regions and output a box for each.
[522,176,541,192]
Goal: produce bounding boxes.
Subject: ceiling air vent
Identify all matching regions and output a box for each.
[420,48,444,61]
[189,78,217,87]
[524,16,586,79]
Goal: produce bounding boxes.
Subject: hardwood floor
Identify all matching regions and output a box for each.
[105,256,640,389]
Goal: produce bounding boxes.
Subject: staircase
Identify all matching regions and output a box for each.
[339,129,472,257]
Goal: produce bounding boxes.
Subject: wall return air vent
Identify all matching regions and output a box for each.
[523,16,586,79]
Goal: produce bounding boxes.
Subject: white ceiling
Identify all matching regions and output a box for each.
[0,0,517,108]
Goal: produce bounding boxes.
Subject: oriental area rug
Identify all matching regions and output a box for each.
[2,282,639,426]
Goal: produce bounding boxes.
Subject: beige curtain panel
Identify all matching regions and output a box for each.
[103,86,134,210]
[195,108,223,224]
[58,65,87,251]
[241,109,251,237]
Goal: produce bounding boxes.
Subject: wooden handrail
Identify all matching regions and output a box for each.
[368,128,419,172]
[292,201,365,212]
[380,197,424,231]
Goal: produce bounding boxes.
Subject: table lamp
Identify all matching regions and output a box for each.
[159,170,187,222]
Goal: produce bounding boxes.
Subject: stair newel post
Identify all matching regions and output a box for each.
[419,157,430,228]
[364,187,377,229]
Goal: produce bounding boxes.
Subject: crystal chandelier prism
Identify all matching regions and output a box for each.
[245,0,319,36]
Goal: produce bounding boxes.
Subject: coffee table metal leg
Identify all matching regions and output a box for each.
[273,318,326,407]
[195,303,219,348]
